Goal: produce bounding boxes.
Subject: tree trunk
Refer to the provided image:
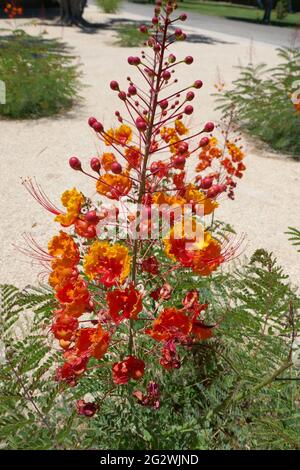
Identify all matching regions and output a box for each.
[59,0,87,26]
[262,0,274,24]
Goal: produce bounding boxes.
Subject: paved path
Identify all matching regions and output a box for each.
[96,1,298,47]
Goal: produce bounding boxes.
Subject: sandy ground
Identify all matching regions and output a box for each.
[0,5,299,288]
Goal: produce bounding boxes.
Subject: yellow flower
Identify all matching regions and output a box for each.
[83,240,131,287]
[55,188,84,227]
[175,119,188,136]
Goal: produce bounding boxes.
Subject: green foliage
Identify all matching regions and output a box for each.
[216,48,300,158]
[0,30,80,119]
[286,227,300,252]
[276,0,289,20]
[96,0,121,14]
[1,247,299,449]
[114,23,146,47]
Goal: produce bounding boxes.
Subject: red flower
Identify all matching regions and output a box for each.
[75,324,110,360]
[112,356,145,385]
[106,283,143,324]
[51,314,78,342]
[55,353,89,386]
[76,400,98,417]
[141,256,159,275]
[55,279,91,317]
[133,381,160,409]
[146,307,192,342]
[160,340,181,370]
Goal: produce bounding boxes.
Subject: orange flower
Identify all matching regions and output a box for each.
[164,222,223,276]
[152,192,185,207]
[192,237,224,276]
[56,279,91,317]
[146,307,192,342]
[48,231,80,267]
[101,152,117,171]
[105,125,132,146]
[55,188,84,227]
[125,146,142,170]
[75,325,110,360]
[106,283,143,324]
[84,240,131,287]
[115,124,133,146]
[96,172,132,200]
[112,356,145,385]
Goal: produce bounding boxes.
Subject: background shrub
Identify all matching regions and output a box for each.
[95,0,121,14]
[0,30,80,119]
[216,48,300,158]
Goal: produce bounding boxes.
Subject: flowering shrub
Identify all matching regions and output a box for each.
[23,0,247,415]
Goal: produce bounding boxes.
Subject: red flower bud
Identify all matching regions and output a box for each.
[69,156,82,171]
[180,13,187,21]
[111,162,122,174]
[128,85,137,95]
[186,91,195,101]
[90,157,101,173]
[168,54,176,63]
[136,117,147,132]
[201,177,214,190]
[88,116,97,127]
[200,136,209,147]
[162,70,171,81]
[140,25,148,34]
[194,80,203,89]
[184,105,193,115]
[118,91,127,101]
[84,210,100,225]
[173,155,186,169]
[152,16,159,25]
[185,56,194,65]
[92,121,104,133]
[110,80,119,91]
[204,122,214,133]
[159,99,168,110]
[175,28,182,37]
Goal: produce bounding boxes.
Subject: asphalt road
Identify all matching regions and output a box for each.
[92,1,299,48]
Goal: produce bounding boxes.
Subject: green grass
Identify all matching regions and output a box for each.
[134,1,300,27]
[114,23,146,47]
[0,30,80,119]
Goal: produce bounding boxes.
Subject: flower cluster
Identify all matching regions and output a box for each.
[3,1,23,18]
[24,0,246,416]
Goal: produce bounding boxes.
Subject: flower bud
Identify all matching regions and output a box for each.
[162,70,171,81]
[128,85,137,95]
[111,162,122,174]
[90,157,101,173]
[92,121,104,133]
[88,116,97,127]
[110,80,119,91]
[194,80,203,89]
[180,13,187,21]
[184,105,193,115]
[200,137,209,147]
[185,56,194,65]
[168,54,176,63]
[136,117,147,132]
[201,177,214,190]
[204,122,214,133]
[69,156,82,171]
[140,25,148,34]
[186,91,195,101]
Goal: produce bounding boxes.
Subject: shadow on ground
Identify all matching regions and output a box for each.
[225,15,299,29]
